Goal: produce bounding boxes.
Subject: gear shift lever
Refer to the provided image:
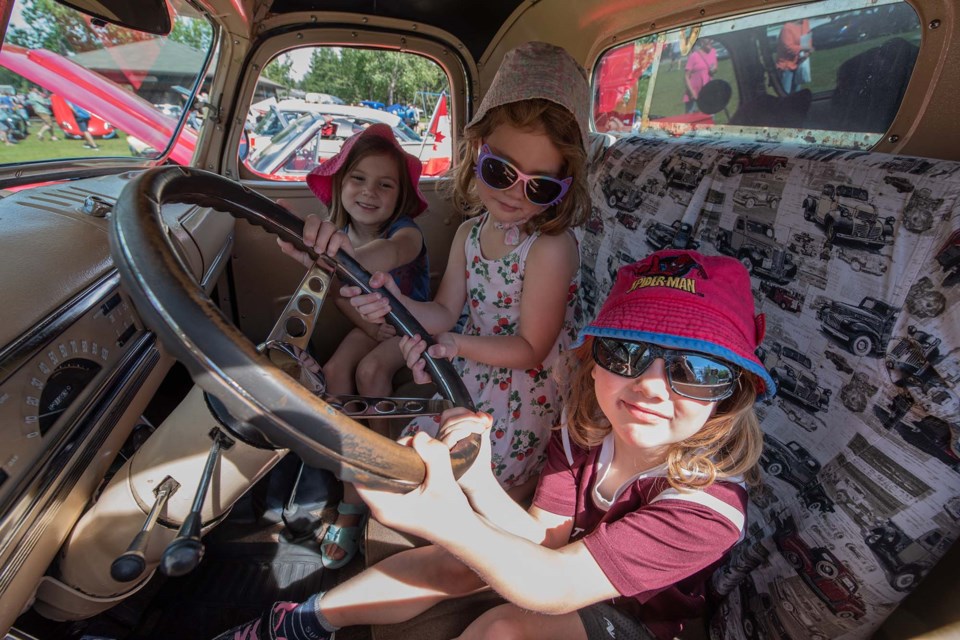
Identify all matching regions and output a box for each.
[159,428,232,577]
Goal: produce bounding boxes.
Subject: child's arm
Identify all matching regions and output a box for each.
[352,226,423,274]
[334,226,423,337]
[435,410,574,546]
[344,218,475,334]
[448,231,578,369]
[356,433,620,614]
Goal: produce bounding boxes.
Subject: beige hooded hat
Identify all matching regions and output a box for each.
[465,41,591,152]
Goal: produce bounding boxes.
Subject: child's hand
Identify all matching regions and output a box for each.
[374,323,397,342]
[355,432,472,540]
[437,408,495,497]
[399,333,460,384]
[340,271,402,324]
[277,214,354,268]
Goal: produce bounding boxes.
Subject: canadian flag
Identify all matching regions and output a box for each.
[427,93,449,150]
[421,92,451,176]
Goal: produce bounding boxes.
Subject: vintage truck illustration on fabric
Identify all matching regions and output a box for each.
[659,148,707,190]
[645,219,699,251]
[885,325,942,391]
[600,167,644,210]
[764,343,832,412]
[761,435,835,513]
[817,295,899,357]
[760,281,805,312]
[716,216,798,284]
[802,183,895,248]
[864,521,950,592]
[733,181,781,209]
[720,151,789,176]
[773,516,867,620]
[836,247,888,275]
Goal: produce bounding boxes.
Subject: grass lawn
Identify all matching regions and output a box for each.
[0,120,135,164]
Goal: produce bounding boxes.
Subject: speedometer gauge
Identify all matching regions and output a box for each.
[1,287,143,496]
[25,357,103,436]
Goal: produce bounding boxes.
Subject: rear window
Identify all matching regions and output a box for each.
[592,0,920,149]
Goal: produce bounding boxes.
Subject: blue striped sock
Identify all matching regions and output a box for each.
[276,593,337,639]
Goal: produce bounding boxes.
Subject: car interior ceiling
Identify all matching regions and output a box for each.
[2,0,960,639]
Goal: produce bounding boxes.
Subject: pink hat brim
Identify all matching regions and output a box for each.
[305,122,429,216]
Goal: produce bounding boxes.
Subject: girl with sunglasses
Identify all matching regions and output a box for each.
[317,42,592,499]
[212,249,772,640]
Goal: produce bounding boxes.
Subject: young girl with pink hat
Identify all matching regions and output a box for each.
[278,122,430,568]
[212,249,772,640]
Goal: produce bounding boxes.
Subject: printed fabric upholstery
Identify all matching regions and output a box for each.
[579,136,960,640]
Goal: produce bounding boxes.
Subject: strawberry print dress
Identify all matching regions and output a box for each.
[401,213,580,489]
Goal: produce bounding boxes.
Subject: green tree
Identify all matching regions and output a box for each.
[168,16,213,53]
[300,46,447,106]
[7,0,156,54]
[263,56,295,89]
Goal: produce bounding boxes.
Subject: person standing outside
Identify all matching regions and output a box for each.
[683,38,718,113]
[776,19,812,95]
[27,88,58,142]
[68,101,99,150]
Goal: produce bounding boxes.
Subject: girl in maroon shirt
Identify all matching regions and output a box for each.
[212,249,773,640]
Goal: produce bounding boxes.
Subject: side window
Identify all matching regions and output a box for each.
[243,46,452,181]
[0,0,212,164]
[592,0,920,149]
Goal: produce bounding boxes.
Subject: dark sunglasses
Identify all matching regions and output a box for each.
[475,144,572,207]
[592,337,741,402]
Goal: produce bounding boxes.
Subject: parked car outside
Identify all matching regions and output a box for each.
[245,106,450,179]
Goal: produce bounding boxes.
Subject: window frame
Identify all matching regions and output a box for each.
[227,29,472,184]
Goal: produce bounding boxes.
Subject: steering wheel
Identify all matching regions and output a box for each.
[110,166,479,491]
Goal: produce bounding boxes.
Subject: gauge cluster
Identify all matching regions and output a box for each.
[0,287,143,504]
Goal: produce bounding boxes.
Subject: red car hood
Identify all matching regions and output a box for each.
[0,44,195,164]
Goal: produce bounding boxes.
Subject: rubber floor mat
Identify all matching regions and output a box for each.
[132,526,327,640]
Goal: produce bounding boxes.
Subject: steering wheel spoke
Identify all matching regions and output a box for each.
[328,395,453,420]
[264,263,332,353]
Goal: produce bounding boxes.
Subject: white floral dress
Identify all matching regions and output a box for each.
[401,214,581,489]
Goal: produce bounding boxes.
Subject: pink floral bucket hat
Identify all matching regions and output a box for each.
[466,41,591,152]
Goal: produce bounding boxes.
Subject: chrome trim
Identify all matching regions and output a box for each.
[0,272,120,382]
[0,334,159,596]
[200,231,234,290]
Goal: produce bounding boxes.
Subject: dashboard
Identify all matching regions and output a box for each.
[0,171,234,630]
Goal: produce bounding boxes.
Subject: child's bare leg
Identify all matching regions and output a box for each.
[322,327,376,395]
[355,336,406,436]
[325,337,405,562]
[321,544,487,626]
[455,604,587,640]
